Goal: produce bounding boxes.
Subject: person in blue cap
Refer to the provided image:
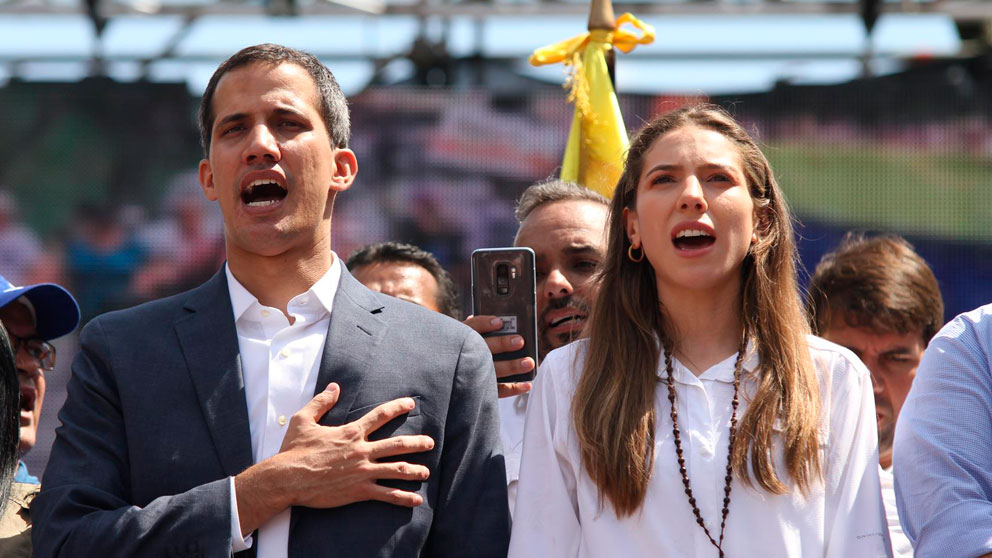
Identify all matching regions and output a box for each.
[0,273,79,557]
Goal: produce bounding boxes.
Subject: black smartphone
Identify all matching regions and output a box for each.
[471,247,538,383]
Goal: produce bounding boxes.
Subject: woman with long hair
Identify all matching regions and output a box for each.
[508,105,890,557]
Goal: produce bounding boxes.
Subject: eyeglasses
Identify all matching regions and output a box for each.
[9,334,56,372]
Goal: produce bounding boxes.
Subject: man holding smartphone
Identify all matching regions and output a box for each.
[465,179,609,514]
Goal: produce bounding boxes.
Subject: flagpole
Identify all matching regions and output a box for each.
[529,0,653,197]
[588,0,617,85]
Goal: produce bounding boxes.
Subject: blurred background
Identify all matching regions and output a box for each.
[4,0,992,476]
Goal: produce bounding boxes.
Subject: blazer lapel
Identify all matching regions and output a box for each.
[174,269,255,477]
[312,267,387,427]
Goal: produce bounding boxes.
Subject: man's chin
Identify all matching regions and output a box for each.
[18,438,35,456]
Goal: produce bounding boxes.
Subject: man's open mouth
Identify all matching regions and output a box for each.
[673,228,715,250]
[19,386,35,415]
[549,314,586,329]
[241,179,287,207]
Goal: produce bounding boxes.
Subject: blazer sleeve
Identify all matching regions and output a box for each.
[31,318,235,558]
[422,327,511,557]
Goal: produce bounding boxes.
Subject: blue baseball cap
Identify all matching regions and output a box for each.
[0,275,80,341]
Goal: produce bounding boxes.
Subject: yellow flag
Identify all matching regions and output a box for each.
[530,14,655,199]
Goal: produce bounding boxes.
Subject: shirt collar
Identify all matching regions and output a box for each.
[225,253,341,323]
[662,339,759,385]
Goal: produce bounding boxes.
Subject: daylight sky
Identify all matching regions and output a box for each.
[0,12,962,95]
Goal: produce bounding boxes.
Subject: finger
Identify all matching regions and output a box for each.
[498,382,532,399]
[495,357,535,379]
[463,315,503,335]
[485,334,525,356]
[371,462,430,482]
[299,383,340,422]
[357,397,418,433]
[369,435,435,459]
[366,484,424,508]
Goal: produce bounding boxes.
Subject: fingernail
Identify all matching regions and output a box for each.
[426,437,435,450]
[490,318,502,326]
[325,383,339,393]
[511,336,524,348]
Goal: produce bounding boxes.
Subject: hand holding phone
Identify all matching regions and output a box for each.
[471,248,538,384]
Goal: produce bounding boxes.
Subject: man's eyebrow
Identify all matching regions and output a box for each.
[274,107,307,119]
[216,112,247,130]
[215,108,308,130]
[881,347,917,357]
[563,245,602,256]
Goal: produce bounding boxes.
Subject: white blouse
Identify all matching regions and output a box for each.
[508,335,892,558]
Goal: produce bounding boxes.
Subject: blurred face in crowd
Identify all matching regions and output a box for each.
[515,199,608,359]
[198,61,356,262]
[0,301,46,456]
[352,261,441,313]
[820,311,925,469]
[625,126,757,301]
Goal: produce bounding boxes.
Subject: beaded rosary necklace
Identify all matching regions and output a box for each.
[663,335,748,558]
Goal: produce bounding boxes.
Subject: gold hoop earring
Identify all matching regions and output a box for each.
[628,244,644,263]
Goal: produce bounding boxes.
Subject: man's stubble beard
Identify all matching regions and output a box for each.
[538,294,593,360]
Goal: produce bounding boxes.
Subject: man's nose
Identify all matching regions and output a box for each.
[16,354,42,383]
[543,269,573,300]
[869,369,884,394]
[243,125,280,164]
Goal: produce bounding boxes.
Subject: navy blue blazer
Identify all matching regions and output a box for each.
[32,266,510,557]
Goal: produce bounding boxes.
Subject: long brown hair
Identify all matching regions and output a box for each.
[572,104,822,516]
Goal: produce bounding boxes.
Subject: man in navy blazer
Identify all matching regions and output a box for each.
[32,43,510,557]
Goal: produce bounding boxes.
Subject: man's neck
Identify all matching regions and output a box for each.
[658,281,744,376]
[227,247,333,318]
[879,450,892,470]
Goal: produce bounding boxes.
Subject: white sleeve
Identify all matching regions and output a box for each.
[508,352,581,558]
[822,350,893,558]
[229,476,254,552]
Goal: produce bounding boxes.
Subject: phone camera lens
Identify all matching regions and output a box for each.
[496,263,510,295]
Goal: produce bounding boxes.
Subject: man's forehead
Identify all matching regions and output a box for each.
[213,62,321,118]
[0,299,37,333]
[515,201,608,250]
[823,312,924,351]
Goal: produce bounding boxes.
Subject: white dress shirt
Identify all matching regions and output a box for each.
[498,392,528,518]
[509,335,892,557]
[879,465,913,557]
[225,257,341,556]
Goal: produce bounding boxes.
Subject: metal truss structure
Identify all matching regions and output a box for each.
[1,0,991,84]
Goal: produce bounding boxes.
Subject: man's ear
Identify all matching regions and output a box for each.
[330,148,358,193]
[198,159,217,201]
[623,206,641,247]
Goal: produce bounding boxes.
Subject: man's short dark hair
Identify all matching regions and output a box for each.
[346,242,461,319]
[198,43,350,156]
[514,178,609,224]
[807,233,944,344]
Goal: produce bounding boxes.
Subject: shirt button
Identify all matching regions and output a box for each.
[278,415,287,426]
[260,309,270,318]
[278,349,289,359]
